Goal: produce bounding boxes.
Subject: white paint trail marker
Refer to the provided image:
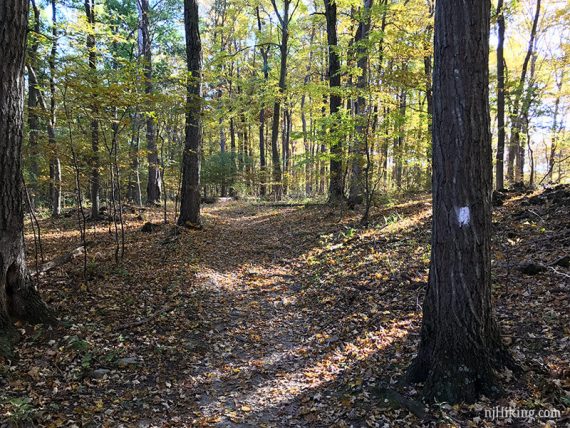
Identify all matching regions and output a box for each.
[457,206,470,227]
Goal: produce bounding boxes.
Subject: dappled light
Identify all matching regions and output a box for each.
[0,0,568,425]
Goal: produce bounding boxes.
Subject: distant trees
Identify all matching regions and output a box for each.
[506,0,541,185]
[408,0,515,402]
[8,0,565,220]
[0,0,53,351]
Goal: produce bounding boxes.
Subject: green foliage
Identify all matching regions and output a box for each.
[5,397,36,426]
[202,152,238,189]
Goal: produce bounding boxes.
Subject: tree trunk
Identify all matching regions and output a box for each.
[219,115,227,197]
[256,7,268,197]
[27,0,41,206]
[407,0,514,403]
[324,0,344,203]
[178,0,202,227]
[269,0,293,200]
[0,0,54,353]
[423,0,434,187]
[516,37,539,182]
[128,113,143,206]
[546,70,564,183]
[49,0,62,216]
[282,106,291,195]
[348,0,373,208]
[495,0,506,190]
[85,0,100,219]
[393,88,406,189]
[140,0,162,205]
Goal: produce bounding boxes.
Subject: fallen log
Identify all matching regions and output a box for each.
[33,245,85,276]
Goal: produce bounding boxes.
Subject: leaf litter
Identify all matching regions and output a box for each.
[0,188,568,427]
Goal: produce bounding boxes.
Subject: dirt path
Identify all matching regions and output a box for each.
[181,203,342,426]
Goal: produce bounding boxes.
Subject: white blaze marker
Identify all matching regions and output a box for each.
[457,206,470,227]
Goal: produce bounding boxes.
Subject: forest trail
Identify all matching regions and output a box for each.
[3,190,569,427]
[182,202,343,426]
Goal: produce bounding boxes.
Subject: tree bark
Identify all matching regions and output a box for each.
[256,7,268,197]
[407,0,514,403]
[269,0,295,200]
[423,0,434,187]
[495,0,506,190]
[139,0,162,205]
[85,0,100,219]
[48,0,62,216]
[0,0,54,352]
[393,87,406,189]
[178,0,202,227]
[324,0,344,203]
[128,112,143,206]
[516,36,539,182]
[27,0,41,205]
[545,70,564,184]
[348,0,373,208]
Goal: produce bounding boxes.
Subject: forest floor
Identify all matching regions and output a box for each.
[1,187,569,427]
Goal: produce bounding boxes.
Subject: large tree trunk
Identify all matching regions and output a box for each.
[85,0,100,220]
[407,0,514,403]
[324,0,344,203]
[139,0,162,205]
[0,0,53,352]
[423,0,434,187]
[27,0,41,205]
[178,0,202,227]
[348,0,373,208]
[495,0,506,190]
[49,0,62,216]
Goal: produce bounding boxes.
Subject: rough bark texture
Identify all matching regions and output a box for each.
[140,0,162,205]
[423,1,434,188]
[256,7,268,197]
[1,0,54,353]
[178,0,202,227]
[49,0,62,216]
[85,0,100,219]
[348,0,373,208]
[545,71,564,184]
[128,113,143,205]
[407,0,513,403]
[27,0,41,203]
[324,0,344,203]
[269,0,293,200]
[495,0,505,190]
[393,87,406,189]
